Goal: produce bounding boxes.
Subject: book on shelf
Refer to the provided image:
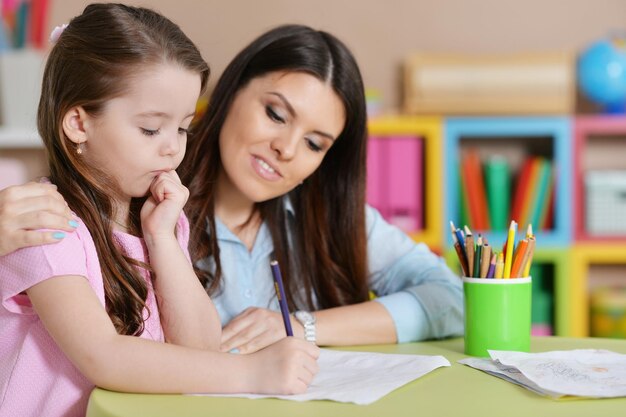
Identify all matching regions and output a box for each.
[461,151,490,230]
[484,156,510,232]
[460,154,554,235]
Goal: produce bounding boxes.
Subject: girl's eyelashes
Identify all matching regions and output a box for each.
[178,127,189,135]
[265,105,285,123]
[141,128,160,136]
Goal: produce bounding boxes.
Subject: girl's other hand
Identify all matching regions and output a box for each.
[221,307,304,354]
[140,170,189,243]
[0,182,77,256]
[245,337,319,395]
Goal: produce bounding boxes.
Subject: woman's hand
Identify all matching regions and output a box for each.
[245,337,319,395]
[221,307,305,354]
[0,182,77,256]
[140,171,189,244]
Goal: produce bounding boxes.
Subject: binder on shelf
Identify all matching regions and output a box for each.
[366,135,424,233]
[366,136,388,218]
[387,136,423,232]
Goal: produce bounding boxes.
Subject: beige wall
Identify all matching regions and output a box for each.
[49,0,626,112]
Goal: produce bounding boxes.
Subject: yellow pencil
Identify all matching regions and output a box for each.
[494,252,505,279]
[526,223,533,239]
[503,220,517,279]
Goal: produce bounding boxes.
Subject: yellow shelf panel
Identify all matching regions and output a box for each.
[570,244,626,337]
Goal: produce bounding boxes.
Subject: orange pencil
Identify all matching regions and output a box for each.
[522,236,536,277]
[510,238,529,278]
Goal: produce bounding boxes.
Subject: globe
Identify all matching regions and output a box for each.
[577,35,626,113]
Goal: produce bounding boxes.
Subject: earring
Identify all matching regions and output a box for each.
[76,142,83,155]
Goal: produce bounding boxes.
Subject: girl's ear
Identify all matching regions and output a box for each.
[62,106,91,145]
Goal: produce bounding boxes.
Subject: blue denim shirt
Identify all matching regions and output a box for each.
[201,204,463,343]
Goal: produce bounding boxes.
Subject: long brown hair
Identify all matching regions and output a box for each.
[181,24,369,310]
[38,3,209,335]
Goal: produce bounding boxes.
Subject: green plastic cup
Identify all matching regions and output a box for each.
[463,277,532,357]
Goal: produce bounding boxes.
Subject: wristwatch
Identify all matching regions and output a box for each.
[294,310,317,344]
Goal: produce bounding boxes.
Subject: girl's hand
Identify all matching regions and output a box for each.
[0,182,77,256]
[221,307,305,354]
[245,337,319,395]
[140,171,189,244]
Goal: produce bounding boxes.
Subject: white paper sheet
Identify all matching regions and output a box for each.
[460,349,626,398]
[193,348,450,405]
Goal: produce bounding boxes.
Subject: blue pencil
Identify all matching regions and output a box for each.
[450,221,469,273]
[270,260,293,337]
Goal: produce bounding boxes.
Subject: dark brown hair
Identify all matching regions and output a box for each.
[181,24,369,310]
[38,3,209,335]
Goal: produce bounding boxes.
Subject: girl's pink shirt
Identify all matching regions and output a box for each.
[0,213,191,417]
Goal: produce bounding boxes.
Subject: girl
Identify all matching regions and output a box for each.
[0,5,318,417]
[1,24,463,358]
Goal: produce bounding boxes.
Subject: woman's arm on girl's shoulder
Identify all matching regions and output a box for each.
[0,183,77,256]
[27,275,319,394]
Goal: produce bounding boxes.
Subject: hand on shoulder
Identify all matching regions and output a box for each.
[0,182,77,256]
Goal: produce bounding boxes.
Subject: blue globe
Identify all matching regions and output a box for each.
[578,36,626,113]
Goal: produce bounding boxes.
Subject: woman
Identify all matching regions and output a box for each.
[0,24,463,354]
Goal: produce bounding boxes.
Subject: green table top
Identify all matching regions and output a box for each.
[87,337,626,417]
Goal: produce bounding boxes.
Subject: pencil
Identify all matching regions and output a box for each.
[486,253,497,278]
[510,238,529,278]
[503,220,517,279]
[473,235,483,278]
[270,260,293,336]
[480,243,491,278]
[464,225,475,277]
[526,223,533,239]
[450,221,469,274]
[522,236,536,278]
[494,252,505,279]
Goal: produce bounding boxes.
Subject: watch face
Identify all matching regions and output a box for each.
[296,311,314,323]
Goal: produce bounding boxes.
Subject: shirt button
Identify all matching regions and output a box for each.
[244,289,252,298]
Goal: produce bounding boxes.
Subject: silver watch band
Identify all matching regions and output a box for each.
[295,311,316,344]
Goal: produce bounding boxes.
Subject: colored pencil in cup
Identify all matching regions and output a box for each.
[510,238,529,278]
[480,243,491,278]
[522,236,536,278]
[464,225,475,277]
[494,252,505,279]
[473,235,483,278]
[503,221,517,279]
[486,253,497,278]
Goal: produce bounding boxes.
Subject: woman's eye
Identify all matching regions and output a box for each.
[141,128,160,136]
[266,105,285,123]
[178,127,189,135]
[306,138,323,153]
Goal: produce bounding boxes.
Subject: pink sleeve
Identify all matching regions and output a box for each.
[176,212,192,264]
[0,230,88,315]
